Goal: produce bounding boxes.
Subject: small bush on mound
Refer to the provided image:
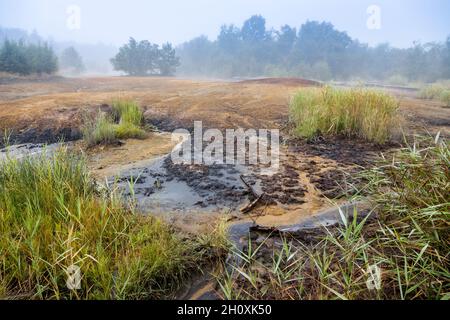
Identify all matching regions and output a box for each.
[219,137,449,300]
[440,90,450,107]
[112,99,144,127]
[418,83,450,106]
[0,147,223,299]
[418,84,444,100]
[82,99,146,147]
[81,113,117,147]
[115,123,146,140]
[289,86,399,144]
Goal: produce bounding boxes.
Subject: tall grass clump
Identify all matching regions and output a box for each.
[82,99,145,147]
[419,84,450,106]
[440,90,450,107]
[0,147,221,299]
[289,86,399,144]
[418,84,445,99]
[219,137,449,300]
[81,113,117,147]
[112,99,144,127]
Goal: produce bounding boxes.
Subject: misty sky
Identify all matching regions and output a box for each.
[0,0,449,48]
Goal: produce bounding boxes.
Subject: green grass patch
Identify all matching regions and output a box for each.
[81,113,117,147]
[82,99,146,147]
[418,84,444,99]
[219,137,449,300]
[419,83,450,106]
[440,90,450,107]
[418,84,445,99]
[0,147,225,299]
[112,99,144,127]
[289,87,399,144]
[115,122,146,140]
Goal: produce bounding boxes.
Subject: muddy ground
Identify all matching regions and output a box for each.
[0,76,448,230]
[1,75,448,299]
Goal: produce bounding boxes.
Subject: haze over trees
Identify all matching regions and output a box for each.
[111,38,180,76]
[59,46,85,74]
[0,27,117,75]
[0,17,449,82]
[0,39,58,75]
[178,15,450,83]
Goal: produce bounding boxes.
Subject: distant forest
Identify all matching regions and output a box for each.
[1,15,450,83]
[0,27,117,75]
[177,15,450,83]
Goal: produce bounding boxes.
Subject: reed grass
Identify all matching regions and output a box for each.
[419,84,450,107]
[82,99,145,147]
[440,90,450,107]
[218,136,449,300]
[289,87,399,144]
[0,146,223,299]
[112,99,144,127]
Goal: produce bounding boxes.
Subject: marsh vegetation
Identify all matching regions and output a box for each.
[219,137,449,300]
[0,146,226,299]
[81,99,146,147]
[289,87,399,144]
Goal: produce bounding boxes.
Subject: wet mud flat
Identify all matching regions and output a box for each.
[0,132,393,225]
[109,133,392,243]
[116,156,252,213]
[112,133,314,217]
[167,136,390,299]
[0,142,66,160]
[0,127,81,148]
[284,136,397,198]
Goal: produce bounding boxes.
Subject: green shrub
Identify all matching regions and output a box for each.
[418,84,446,100]
[81,112,117,147]
[0,147,219,299]
[82,99,146,147]
[115,123,146,139]
[439,90,450,107]
[112,99,143,126]
[289,86,399,144]
[0,40,58,75]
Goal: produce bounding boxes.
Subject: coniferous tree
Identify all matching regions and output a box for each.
[0,40,30,75]
[60,46,85,74]
[0,40,58,75]
[158,43,180,76]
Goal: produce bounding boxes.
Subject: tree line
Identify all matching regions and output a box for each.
[0,40,58,75]
[0,35,180,77]
[1,19,449,82]
[177,15,450,83]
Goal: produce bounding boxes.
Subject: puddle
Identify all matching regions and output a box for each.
[115,155,252,214]
[0,142,66,160]
[94,132,343,233]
